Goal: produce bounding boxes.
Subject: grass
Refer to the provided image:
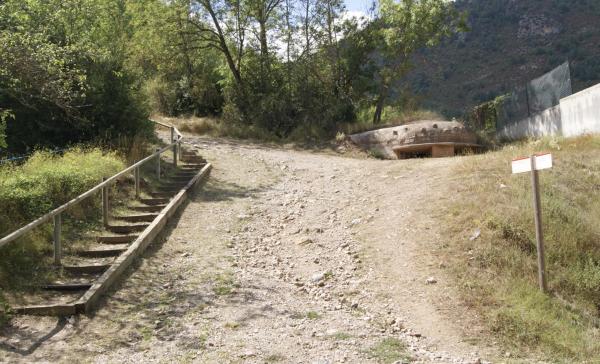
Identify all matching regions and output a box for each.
[140,326,153,341]
[328,331,353,340]
[224,321,240,330]
[198,331,209,349]
[0,147,125,323]
[306,310,321,320]
[265,354,286,362]
[160,114,281,142]
[0,147,124,236]
[212,272,236,296]
[366,337,411,363]
[443,135,600,362]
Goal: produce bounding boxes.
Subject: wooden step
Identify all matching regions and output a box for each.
[97,235,138,244]
[114,214,158,223]
[139,197,170,205]
[177,167,199,172]
[106,224,149,234]
[13,304,77,316]
[182,158,204,164]
[156,186,180,193]
[77,247,127,258]
[159,181,187,188]
[43,282,92,291]
[169,176,191,182]
[63,263,111,274]
[149,191,174,198]
[174,172,197,177]
[182,162,205,167]
[129,204,166,213]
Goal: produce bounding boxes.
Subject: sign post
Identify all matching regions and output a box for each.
[512,153,552,293]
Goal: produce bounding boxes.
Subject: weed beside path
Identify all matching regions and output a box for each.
[443,136,600,362]
[0,148,125,322]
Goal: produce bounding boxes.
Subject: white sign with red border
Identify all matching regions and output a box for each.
[512,153,553,174]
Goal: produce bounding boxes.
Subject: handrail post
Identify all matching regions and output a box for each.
[171,127,178,167]
[134,166,140,198]
[102,177,109,227]
[156,148,161,180]
[53,213,62,265]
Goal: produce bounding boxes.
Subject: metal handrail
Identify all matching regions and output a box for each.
[152,119,183,140]
[0,120,183,250]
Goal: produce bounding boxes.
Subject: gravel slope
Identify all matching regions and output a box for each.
[0,135,499,363]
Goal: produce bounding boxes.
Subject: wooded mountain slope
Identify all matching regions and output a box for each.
[406,0,600,117]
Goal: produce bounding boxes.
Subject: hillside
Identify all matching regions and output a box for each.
[405,0,600,117]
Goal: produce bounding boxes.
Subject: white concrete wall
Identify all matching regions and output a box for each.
[498,82,600,140]
[559,83,600,137]
[498,105,562,140]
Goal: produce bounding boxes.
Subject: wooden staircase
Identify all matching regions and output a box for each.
[12,151,208,314]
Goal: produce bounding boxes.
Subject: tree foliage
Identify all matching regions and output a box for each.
[0,0,149,154]
[0,0,464,149]
[368,0,466,123]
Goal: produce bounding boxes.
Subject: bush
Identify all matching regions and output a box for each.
[144,76,179,116]
[0,147,125,323]
[0,148,125,235]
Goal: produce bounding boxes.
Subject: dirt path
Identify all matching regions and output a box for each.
[0,136,498,363]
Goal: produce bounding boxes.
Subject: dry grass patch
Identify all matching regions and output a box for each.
[212,272,236,296]
[442,135,600,362]
[366,337,411,363]
[156,115,279,141]
[306,310,321,320]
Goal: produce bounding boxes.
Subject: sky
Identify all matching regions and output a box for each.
[343,0,372,18]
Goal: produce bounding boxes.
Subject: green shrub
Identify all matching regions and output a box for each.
[144,76,178,116]
[0,148,125,235]
[0,147,125,313]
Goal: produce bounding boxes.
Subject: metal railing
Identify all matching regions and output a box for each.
[0,120,183,265]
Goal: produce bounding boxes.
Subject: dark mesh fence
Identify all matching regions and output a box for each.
[496,62,572,129]
[527,61,572,113]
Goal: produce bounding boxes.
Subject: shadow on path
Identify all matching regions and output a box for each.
[0,317,67,356]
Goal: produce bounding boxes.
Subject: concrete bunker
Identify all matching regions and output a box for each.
[349,121,481,159]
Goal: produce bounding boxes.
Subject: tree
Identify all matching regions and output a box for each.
[370,0,465,123]
[182,0,245,86]
[125,0,224,115]
[0,0,149,153]
[0,110,11,149]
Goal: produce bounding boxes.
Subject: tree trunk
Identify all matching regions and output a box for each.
[304,0,310,54]
[285,0,292,91]
[373,85,388,124]
[259,17,269,91]
[203,0,242,85]
[234,0,245,73]
[259,19,268,60]
[176,17,194,90]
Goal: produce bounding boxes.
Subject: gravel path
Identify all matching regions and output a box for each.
[0,135,498,363]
